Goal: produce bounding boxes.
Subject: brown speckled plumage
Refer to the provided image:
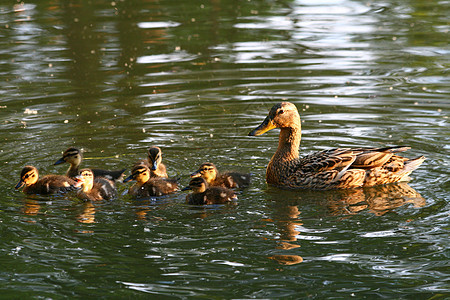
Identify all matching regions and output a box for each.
[184,177,237,205]
[248,102,425,190]
[76,169,117,201]
[124,165,178,198]
[190,162,250,189]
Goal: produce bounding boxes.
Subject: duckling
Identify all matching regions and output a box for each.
[134,146,168,178]
[76,168,117,201]
[182,177,237,205]
[248,102,426,190]
[124,165,178,198]
[54,147,126,181]
[15,165,80,195]
[190,162,250,189]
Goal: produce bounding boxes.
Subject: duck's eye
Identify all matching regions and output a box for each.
[279,109,284,114]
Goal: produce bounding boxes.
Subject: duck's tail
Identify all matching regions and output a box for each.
[398,156,426,182]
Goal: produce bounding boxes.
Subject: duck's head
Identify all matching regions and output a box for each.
[147,146,162,171]
[124,165,150,184]
[248,102,300,136]
[182,177,208,193]
[54,147,82,166]
[190,162,218,184]
[76,169,94,192]
[15,165,39,189]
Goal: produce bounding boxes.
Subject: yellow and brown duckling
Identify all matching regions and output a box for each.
[183,177,237,205]
[134,146,168,178]
[124,165,178,198]
[15,165,80,195]
[76,168,117,201]
[54,147,126,182]
[190,162,250,189]
[248,102,426,190]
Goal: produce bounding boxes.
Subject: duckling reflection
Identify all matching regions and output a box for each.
[134,146,168,178]
[21,199,41,216]
[54,147,126,182]
[190,162,250,189]
[77,201,96,224]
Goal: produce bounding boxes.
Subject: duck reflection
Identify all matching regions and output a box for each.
[265,182,425,265]
[325,182,426,216]
[265,199,304,266]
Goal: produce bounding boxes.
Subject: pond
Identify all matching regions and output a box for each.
[0,0,448,298]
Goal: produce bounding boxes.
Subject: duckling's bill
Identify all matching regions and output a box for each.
[15,179,25,189]
[53,157,65,165]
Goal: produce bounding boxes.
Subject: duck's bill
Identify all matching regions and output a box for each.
[54,157,65,165]
[181,186,191,191]
[151,161,158,171]
[248,117,276,136]
[15,179,25,189]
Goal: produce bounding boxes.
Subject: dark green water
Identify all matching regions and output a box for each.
[0,0,448,298]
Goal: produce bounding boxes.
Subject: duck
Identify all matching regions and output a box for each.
[182,177,237,205]
[124,165,178,198]
[54,147,126,181]
[134,146,168,178]
[248,102,426,190]
[15,165,80,195]
[76,168,117,201]
[190,162,250,189]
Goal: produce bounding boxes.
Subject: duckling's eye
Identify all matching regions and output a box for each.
[278,109,284,114]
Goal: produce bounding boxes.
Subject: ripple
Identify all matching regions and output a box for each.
[137,51,198,64]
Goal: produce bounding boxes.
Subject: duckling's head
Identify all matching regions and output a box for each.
[124,165,150,184]
[77,168,94,192]
[182,177,208,193]
[15,165,39,189]
[147,146,162,171]
[54,147,82,166]
[248,102,301,136]
[190,162,218,184]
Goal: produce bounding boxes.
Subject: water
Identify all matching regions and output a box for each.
[0,0,448,298]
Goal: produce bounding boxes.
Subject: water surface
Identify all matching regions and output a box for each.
[0,0,448,298]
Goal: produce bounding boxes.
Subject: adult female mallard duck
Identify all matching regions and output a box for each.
[76,169,117,201]
[190,162,250,189]
[182,177,237,205]
[134,146,168,178]
[15,165,80,195]
[248,102,426,190]
[54,147,126,182]
[124,165,178,198]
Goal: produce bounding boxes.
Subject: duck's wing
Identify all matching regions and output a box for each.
[293,148,359,174]
[351,146,410,169]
